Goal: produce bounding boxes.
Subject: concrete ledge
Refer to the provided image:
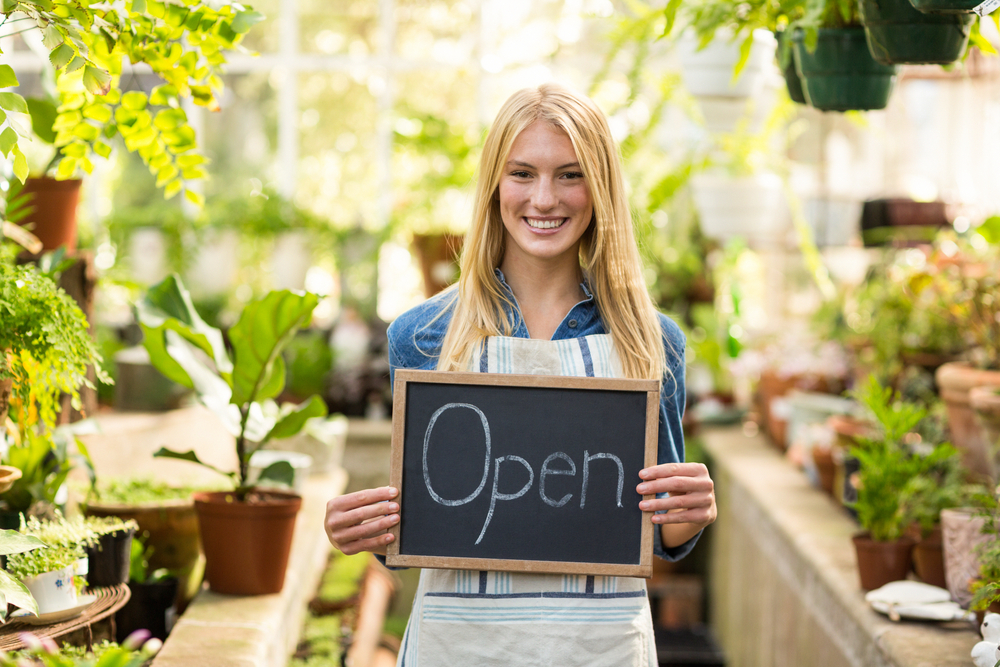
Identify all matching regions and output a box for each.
[152,467,346,667]
[703,427,978,667]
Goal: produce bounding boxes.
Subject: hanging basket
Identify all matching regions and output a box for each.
[793,27,898,112]
[690,172,786,247]
[776,31,807,105]
[860,0,975,65]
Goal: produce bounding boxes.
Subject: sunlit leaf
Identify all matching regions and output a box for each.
[0,64,17,88]
[82,66,112,96]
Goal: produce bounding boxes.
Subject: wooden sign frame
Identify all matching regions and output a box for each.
[386,369,660,578]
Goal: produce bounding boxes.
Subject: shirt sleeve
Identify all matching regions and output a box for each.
[651,315,703,562]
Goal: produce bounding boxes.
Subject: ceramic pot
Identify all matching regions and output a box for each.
[971,386,1000,477]
[116,577,178,642]
[85,527,135,587]
[913,526,947,589]
[18,177,82,252]
[860,0,975,65]
[84,499,202,611]
[793,27,898,112]
[936,363,1000,481]
[690,172,786,248]
[852,532,915,591]
[941,508,989,608]
[193,490,302,595]
[22,562,84,614]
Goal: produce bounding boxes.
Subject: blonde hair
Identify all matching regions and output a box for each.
[436,83,672,381]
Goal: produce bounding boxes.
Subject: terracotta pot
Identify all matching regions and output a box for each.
[411,233,463,298]
[84,499,203,610]
[936,363,1000,480]
[971,386,1000,476]
[913,525,947,589]
[19,177,82,252]
[852,532,915,590]
[193,490,302,595]
[757,370,837,451]
[812,445,838,497]
[0,376,11,426]
[941,508,989,608]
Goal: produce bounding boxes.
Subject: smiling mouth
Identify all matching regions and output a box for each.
[525,217,567,230]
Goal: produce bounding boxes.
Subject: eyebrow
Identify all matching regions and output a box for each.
[507,160,582,170]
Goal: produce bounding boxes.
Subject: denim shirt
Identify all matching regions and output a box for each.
[386,269,700,563]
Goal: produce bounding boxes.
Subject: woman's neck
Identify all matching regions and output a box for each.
[499,254,586,340]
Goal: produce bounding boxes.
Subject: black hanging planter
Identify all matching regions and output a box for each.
[85,527,135,587]
[116,578,179,642]
[776,30,807,105]
[860,0,975,65]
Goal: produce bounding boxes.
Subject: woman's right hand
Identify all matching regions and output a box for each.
[324,486,400,556]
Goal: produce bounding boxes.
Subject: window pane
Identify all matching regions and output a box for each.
[396,0,476,64]
[300,0,380,56]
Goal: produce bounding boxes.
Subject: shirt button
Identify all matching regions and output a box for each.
[568,319,578,328]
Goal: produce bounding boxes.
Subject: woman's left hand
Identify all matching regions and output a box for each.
[636,462,717,528]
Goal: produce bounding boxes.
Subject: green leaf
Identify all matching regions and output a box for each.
[661,0,683,38]
[82,103,112,123]
[42,24,63,50]
[265,395,328,442]
[0,64,17,88]
[979,216,1000,245]
[183,189,204,207]
[132,0,146,13]
[0,92,28,114]
[0,109,6,124]
[65,56,86,73]
[227,291,320,406]
[0,530,48,557]
[137,274,233,375]
[11,144,28,182]
[733,33,754,82]
[232,9,265,33]
[83,66,112,96]
[49,43,75,70]
[164,179,183,199]
[121,91,147,111]
[26,98,58,144]
[93,141,112,158]
[0,127,16,156]
[0,570,38,618]
[255,461,294,488]
[154,447,235,480]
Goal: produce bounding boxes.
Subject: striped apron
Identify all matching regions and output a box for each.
[395,334,657,667]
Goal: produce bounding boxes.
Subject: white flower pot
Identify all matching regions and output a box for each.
[271,232,312,291]
[690,172,786,247]
[678,30,780,132]
[21,561,85,615]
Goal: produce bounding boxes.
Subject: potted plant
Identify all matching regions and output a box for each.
[114,535,179,642]
[5,528,87,615]
[0,528,48,621]
[137,274,328,595]
[848,375,954,590]
[83,478,214,610]
[914,229,1000,481]
[790,0,899,111]
[858,0,975,65]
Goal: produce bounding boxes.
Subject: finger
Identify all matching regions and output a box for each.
[638,462,708,481]
[650,507,716,526]
[636,475,714,496]
[327,487,398,514]
[340,531,396,556]
[329,500,400,532]
[330,513,400,547]
[639,492,713,513]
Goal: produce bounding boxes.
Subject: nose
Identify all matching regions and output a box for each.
[531,177,557,211]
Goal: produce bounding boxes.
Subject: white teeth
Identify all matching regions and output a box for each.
[526,218,565,229]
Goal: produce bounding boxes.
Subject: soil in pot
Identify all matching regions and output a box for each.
[912,526,947,589]
[935,363,1000,481]
[86,527,135,587]
[116,577,179,642]
[194,490,302,596]
[859,0,974,65]
[852,532,915,591]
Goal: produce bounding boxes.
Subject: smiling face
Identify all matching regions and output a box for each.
[497,120,594,270]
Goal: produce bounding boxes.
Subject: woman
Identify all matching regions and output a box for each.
[325,83,717,666]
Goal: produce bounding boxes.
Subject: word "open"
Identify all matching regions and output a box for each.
[422,403,626,544]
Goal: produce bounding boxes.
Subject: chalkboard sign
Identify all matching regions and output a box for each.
[386,370,659,577]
